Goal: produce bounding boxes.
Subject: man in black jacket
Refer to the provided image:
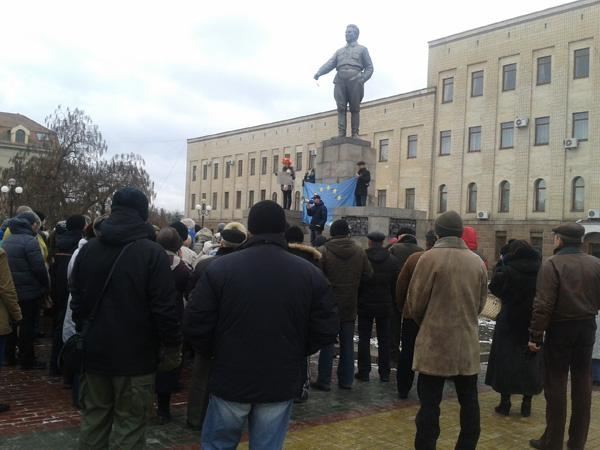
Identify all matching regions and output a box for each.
[306,194,327,245]
[184,201,338,449]
[356,231,400,382]
[354,161,370,206]
[70,187,181,450]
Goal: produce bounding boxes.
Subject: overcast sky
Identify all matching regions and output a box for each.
[0,0,566,211]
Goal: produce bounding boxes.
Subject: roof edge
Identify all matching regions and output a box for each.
[187,87,435,144]
[429,0,600,47]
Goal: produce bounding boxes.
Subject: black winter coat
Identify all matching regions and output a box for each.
[70,206,181,376]
[355,168,371,196]
[3,218,49,302]
[307,202,327,230]
[183,234,338,403]
[485,248,543,395]
[51,230,83,316]
[358,247,401,317]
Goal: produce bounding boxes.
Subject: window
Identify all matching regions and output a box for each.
[224,192,230,209]
[192,165,197,182]
[15,129,26,143]
[405,188,415,210]
[442,77,454,103]
[530,232,544,256]
[296,152,303,171]
[537,56,551,85]
[237,160,243,177]
[308,150,317,169]
[272,192,278,203]
[225,162,231,178]
[212,192,218,210]
[502,63,517,91]
[499,181,510,213]
[261,156,267,175]
[573,112,589,141]
[572,177,584,212]
[213,163,219,180]
[471,70,484,97]
[248,190,255,208]
[379,139,389,162]
[468,126,481,152]
[535,117,550,145]
[438,185,448,213]
[467,183,478,213]
[203,164,208,180]
[377,190,387,207]
[250,158,256,176]
[235,191,242,209]
[500,122,514,149]
[407,135,417,159]
[191,194,196,210]
[574,48,590,79]
[495,231,507,262]
[534,179,546,212]
[440,131,451,155]
[260,189,266,201]
[272,155,279,174]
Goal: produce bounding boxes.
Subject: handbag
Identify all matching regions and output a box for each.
[480,293,502,321]
[58,242,135,372]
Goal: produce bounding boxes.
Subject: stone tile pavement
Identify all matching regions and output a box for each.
[2,340,600,449]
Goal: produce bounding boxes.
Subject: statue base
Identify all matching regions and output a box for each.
[315,137,374,185]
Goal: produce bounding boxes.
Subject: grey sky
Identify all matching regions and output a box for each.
[0,0,566,211]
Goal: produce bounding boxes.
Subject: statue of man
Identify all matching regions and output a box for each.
[314,24,374,138]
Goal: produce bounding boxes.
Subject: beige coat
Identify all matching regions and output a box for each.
[0,248,21,336]
[406,237,487,377]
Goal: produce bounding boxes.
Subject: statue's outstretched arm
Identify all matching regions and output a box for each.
[314,51,338,79]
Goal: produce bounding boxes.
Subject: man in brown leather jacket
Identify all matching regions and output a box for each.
[528,223,600,450]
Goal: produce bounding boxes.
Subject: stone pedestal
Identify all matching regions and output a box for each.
[315,137,375,185]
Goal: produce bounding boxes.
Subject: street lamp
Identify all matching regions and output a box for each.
[195,202,212,228]
[1,178,24,217]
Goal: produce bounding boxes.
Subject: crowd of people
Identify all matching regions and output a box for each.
[0,186,599,450]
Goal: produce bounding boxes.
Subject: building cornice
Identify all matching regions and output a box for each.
[429,0,600,47]
[187,88,435,144]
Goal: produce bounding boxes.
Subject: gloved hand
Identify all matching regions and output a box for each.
[158,345,182,372]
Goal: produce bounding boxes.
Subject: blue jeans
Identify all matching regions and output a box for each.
[317,321,355,387]
[593,359,600,383]
[201,395,293,450]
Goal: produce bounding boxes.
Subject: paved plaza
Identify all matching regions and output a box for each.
[1,339,600,449]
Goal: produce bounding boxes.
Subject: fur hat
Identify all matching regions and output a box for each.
[112,187,149,221]
[247,200,286,235]
[170,221,189,242]
[435,211,463,238]
[221,222,247,248]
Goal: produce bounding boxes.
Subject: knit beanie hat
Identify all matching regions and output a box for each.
[330,219,350,237]
[285,226,305,244]
[247,200,286,235]
[435,211,463,238]
[221,222,248,248]
[66,214,86,232]
[112,187,149,221]
[170,221,189,242]
[17,212,39,226]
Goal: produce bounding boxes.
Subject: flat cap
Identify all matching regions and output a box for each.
[552,223,585,242]
[367,231,386,242]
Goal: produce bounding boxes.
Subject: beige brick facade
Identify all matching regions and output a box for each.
[187,0,600,258]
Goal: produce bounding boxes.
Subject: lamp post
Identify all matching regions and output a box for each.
[1,178,24,217]
[195,202,212,228]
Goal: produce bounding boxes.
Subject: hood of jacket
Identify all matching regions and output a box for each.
[503,247,541,274]
[323,236,360,260]
[55,229,83,253]
[461,226,478,251]
[366,246,390,264]
[6,217,34,236]
[97,206,156,246]
[288,243,322,261]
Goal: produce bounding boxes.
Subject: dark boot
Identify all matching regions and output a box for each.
[521,395,532,417]
[351,111,360,138]
[494,393,511,416]
[337,110,347,137]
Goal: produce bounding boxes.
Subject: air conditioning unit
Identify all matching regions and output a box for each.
[477,211,490,220]
[564,138,579,150]
[587,209,600,219]
[514,118,529,128]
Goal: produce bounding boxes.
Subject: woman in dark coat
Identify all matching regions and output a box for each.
[155,227,191,423]
[485,239,543,417]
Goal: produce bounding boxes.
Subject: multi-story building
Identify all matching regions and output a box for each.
[0,112,53,169]
[186,0,600,259]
